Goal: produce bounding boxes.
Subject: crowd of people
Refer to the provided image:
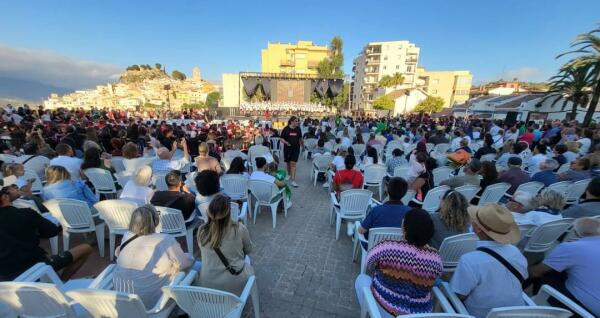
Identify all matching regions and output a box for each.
[240,101,328,114]
[0,103,599,317]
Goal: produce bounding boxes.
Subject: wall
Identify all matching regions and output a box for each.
[222,73,241,107]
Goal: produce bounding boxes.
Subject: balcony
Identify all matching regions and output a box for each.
[405,58,418,64]
[280,59,294,67]
[307,60,320,69]
[366,58,380,65]
[365,45,382,55]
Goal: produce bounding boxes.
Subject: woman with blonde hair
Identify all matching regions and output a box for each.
[195,142,221,174]
[511,189,565,226]
[119,165,154,205]
[196,194,254,295]
[114,204,192,308]
[42,165,98,207]
[429,190,470,249]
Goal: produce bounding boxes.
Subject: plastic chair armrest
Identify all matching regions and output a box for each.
[355,221,367,244]
[330,192,339,206]
[522,292,536,306]
[433,286,456,313]
[88,264,116,289]
[361,287,381,318]
[13,262,47,282]
[535,285,594,318]
[439,282,469,314]
[239,275,256,303]
[148,271,187,313]
[180,270,198,286]
[240,202,248,220]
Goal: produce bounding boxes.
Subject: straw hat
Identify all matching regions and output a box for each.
[468,203,520,244]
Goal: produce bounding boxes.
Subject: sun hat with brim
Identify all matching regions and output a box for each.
[467,203,521,244]
[0,176,17,191]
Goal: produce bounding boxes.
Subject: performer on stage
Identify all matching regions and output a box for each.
[280,116,302,187]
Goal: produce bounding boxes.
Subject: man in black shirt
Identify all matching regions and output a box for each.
[150,170,197,220]
[0,176,92,281]
[280,116,303,187]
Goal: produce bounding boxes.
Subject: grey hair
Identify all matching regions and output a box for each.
[573,217,600,237]
[541,159,559,171]
[533,189,566,210]
[128,204,159,236]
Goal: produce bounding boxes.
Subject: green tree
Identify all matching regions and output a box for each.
[206,91,221,108]
[126,64,140,71]
[334,83,350,108]
[187,102,206,109]
[378,73,405,89]
[317,36,344,79]
[556,24,600,126]
[171,70,187,81]
[155,63,162,70]
[415,96,445,114]
[541,63,593,120]
[373,95,395,116]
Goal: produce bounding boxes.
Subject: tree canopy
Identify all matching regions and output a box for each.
[206,91,221,108]
[126,64,140,71]
[171,70,187,81]
[414,96,445,113]
[378,73,405,88]
[317,36,344,79]
[373,95,395,111]
[155,63,162,70]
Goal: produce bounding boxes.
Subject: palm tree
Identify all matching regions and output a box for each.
[541,63,593,120]
[557,25,600,126]
[378,72,405,89]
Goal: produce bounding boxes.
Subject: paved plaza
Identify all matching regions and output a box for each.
[56,155,362,318]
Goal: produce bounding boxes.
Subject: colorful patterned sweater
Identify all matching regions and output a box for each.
[366,239,443,316]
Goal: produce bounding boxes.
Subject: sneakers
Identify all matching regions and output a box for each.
[285,175,290,181]
[322,182,329,188]
[291,181,299,187]
[347,222,355,237]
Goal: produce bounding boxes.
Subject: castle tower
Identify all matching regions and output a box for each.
[193,66,201,82]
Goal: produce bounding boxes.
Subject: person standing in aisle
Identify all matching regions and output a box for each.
[280,116,302,187]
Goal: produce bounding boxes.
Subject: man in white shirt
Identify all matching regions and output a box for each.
[49,143,83,180]
[489,121,501,137]
[450,204,527,318]
[526,144,548,176]
[576,128,592,155]
[249,157,284,188]
[504,126,519,142]
[151,139,190,173]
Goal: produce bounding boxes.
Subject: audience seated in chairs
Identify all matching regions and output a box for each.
[498,156,530,195]
[355,208,443,317]
[42,165,98,208]
[528,217,600,317]
[226,157,249,177]
[409,157,437,206]
[332,155,364,199]
[558,157,592,182]
[0,175,92,281]
[122,142,152,175]
[151,139,190,173]
[507,189,564,226]
[250,157,285,188]
[196,194,255,295]
[473,134,497,160]
[119,165,154,205]
[440,158,482,189]
[385,148,407,175]
[531,159,559,186]
[49,143,83,180]
[195,170,221,220]
[562,177,600,218]
[472,161,499,204]
[114,204,192,308]
[196,142,222,174]
[356,177,410,240]
[450,203,528,318]
[150,170,196,220]
[429,190,470,249]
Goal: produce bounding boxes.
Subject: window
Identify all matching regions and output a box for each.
[396,65,400,70]
[383,56,388,61]
[431,89,438,94]
[406,66,413,72]
[383,66,386,70]
[432,79,439,85]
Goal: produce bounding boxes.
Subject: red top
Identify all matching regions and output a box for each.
[519,132,534,146]
[333,169,364,195]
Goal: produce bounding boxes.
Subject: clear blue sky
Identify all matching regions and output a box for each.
[0,0,599,87]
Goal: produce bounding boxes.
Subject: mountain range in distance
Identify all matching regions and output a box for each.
[0,76,74,102]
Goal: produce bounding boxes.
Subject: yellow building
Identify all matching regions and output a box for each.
[261,41,330,75]
[416,67,472,107]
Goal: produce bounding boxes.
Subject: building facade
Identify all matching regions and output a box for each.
[416,68,473,107]
[261,41,330,75]
[352,41,420,111]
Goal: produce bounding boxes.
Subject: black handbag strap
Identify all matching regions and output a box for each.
[21,155,40,165]
[477,247,524,285]
[214,247,244,276]
[116,234,139,260]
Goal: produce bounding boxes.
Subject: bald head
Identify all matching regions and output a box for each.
[573,218,600,237]
[157,147,171,160]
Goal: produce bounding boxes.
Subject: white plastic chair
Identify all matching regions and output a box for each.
[155,207,197,254]
[94,199,138,260]
[153,171,169,191]
[533,284,595,318]
[439,233,479,273]
[511,181,545,197]
[392,165,409,178]
[115,171,133,189]
[433,143,451,155]
[433,166,454,186]
[21,155,50,181]
[0,282,78,318]
[230,202,248,224]
[564,178,591,205]
[352,143,366,156]
[84,168,118,200]
[372,144,384,160]
[162,271,260,318]
[353,226,403,274]
[476,182,511,206]
[24,169,44,195]
[522,218,574,254]
[556,163,571,174]
[486,306,572,318]
[401,189,416,206]
[480,153,497,162]
[14,262,115,291]
[330,189,372,240]
[111,156,126,174]
[546,181,572,198]
[363,164,387,201]
[248,180,287,229]
[303,138,318,159]
[220,174,249,204]
[311,154,334,186]
[455,184,480,203]
[44,198,105,256]
[420,185,451,213]
[269,137,283,158]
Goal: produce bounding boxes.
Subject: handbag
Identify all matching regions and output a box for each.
[213,248,244,276]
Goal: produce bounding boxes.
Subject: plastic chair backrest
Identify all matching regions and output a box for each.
[230,202,241,223]
[515,181,545,196]
[363,164,386,184]
[24,169,44,194]
[486,306,572,318]
[401,189,416,206]
[556,163,570,174]
[339,189,372,218]
[422,186,451,213]
[304,138,317,151]
[361,133,371,144]
[439,233,479,270]
[162,285,242,318]
[433,167,453,186]
[84,168,117,193]
[22,155,50,180]
[94,200,137,232]
[352,143,366,155]
[153,171,169,191]
[455,184,480,203]
[0,282,76,318]
[386,141,402,151]
[45,198,94,229]
[115,173,133,189]
[565,178,591,204]
[546,181,572,197]
[393,165,409,178]
[313,154,334,170]
[367,227,403,251]
[425,143,434,153]
[248,180,279,204]
[66,289,147,318]
[524,218,574,253]
[270,137,282,151]
[480,153,497,162]
[220,175,249,200]
[111,156,126,174]
[434,143,450,154]
[155,206,186,234]
[478,182,511,206]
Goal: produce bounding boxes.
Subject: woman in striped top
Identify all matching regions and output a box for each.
[355,208,443,317]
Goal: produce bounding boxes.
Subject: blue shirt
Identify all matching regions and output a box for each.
[531,170,558,187]
[361,201,411,242]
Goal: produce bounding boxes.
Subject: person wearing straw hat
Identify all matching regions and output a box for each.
[450,203,527,318]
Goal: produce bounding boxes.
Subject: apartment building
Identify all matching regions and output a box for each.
[416,68,473,107]
[261,41,331,75]
[352,41,420,111]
